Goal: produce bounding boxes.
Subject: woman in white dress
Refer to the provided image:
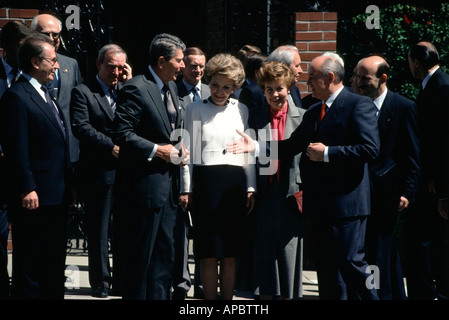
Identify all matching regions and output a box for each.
[180,53,256,300]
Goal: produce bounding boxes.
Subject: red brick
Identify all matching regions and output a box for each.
[295,32,323,41]
[309,42,337,51]
[296,42,308,51]
[300,62,309,71]
[297,73,309,82]
[9,9,39,19]
[324,12,338,21]
[301,52,323,62]
[309,22,337,31]
[324,32,337,41]
[296,12,324,21]
[0,19,20,27]
[295,22,309,31]
[0,9,7,18]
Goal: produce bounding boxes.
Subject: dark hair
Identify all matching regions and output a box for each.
[244,53,267,81]
[184,47,206,59]
[0,20,32,49]
[148,33,186,67]
[409,42,440,69]
[18,32,54,72]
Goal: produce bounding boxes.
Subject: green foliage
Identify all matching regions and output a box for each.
[340,3,449,100]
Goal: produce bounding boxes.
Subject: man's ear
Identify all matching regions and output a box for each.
[380,73,387,83]
[31,56,41,70]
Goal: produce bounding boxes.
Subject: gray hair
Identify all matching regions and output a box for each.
[320,52,345,82]
[267,45,299,67]
[97,43,126,62]
[149,33,186,67]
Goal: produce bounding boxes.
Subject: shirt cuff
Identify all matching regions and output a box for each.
[147,144,158,162]
[323,146,329,163]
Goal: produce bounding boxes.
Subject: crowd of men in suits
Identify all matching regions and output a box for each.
[0,11,448,301]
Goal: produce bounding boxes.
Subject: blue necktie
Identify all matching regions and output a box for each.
[192,86,201,102]
[41,85,66,138]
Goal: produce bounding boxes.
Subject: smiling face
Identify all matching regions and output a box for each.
[183,54,206,86]
[157,48,185,83]
[264,78,289,112]
[34,42,59,85]
[209,73,235,106]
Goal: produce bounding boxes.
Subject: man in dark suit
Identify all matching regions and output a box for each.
[112,33,189,300]
[0,20,32,300]
[32,13,83,165]
[71,44,132,298]
[354,55,420,299]
[228,52,380,300]
[0,33,75,299]
[405,41,449,300]
[239,45,303,111]
[174,46,210,300]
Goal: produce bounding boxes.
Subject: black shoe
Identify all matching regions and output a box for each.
[193,287,205,299]
[172,290,187,300]
[92,282,109,298]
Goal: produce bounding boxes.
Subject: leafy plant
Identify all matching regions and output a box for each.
[340,3,449,100]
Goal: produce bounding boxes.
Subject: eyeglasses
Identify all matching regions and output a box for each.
[41,57,58,67]
[40,32,60,40]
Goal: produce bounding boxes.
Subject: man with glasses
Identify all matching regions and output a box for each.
[31,13,82,166]
[0,33,75,299]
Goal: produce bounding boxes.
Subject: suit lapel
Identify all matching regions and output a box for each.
[143,71,173,134]
[25,82,66,139]
[92,80,115,122]
[378,91,394,131]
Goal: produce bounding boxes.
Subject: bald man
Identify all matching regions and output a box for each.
[354,55,420,300]
[405,41,449,300]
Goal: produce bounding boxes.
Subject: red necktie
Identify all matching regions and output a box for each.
[318,103,327,124]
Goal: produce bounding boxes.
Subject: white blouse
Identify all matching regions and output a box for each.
[180,97,256,193]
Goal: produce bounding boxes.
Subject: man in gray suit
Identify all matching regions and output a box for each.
[32,13,82,164]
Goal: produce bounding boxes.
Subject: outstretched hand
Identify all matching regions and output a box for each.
[226,129,255,154]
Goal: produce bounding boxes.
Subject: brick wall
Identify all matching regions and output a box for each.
[0,7,39,56]
[295,12,338,97]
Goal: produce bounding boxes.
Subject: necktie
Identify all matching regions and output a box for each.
[191,86,201,102]
[318,103,327,124]
[11,68,19,85]
[41,85,66,138]
[109,86,117,113]
[163,84,177,129]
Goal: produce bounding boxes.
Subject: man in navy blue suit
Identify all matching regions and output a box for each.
[0,33,75,299]
[228,52,380,300]
[0,20,32,299]
[71,44,132,298]
[354,55,420,299]
[405,41,449,300]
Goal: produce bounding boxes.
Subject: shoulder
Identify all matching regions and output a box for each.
[57,53,79,67]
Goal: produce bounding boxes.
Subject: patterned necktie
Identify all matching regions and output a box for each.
[41,85,66,138]
[191,86,201,102]
[109,86,117,113]
[318,103,327,124]
[163,84,177,129]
